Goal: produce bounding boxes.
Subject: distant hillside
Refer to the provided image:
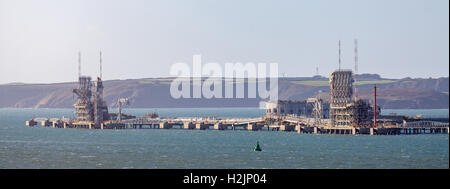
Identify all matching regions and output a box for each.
[0,75,448,109]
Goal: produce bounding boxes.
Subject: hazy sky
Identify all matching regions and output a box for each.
[0,0,448,84]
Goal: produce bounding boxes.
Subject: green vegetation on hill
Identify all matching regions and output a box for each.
[355,80,396,85]
[0,76,447,109]
[290,80,329,86]
[291,80,396,86]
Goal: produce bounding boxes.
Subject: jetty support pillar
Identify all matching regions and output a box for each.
[196,123,208,130]
[160,122,172,129]
[184,122,195,129]
[247,124,263,131]
[296,125,302,133]
[214,123,226,130]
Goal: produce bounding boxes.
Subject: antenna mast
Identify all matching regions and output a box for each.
[354,39,358,100]
[78,51,81,78]
[338,40,341,71]
[99,51,102,79]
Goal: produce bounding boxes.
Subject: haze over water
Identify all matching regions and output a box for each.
[0,108,448,169]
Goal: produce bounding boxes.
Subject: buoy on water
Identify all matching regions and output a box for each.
[254,141,262,152]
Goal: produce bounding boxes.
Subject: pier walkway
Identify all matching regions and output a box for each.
[25,115,449,135]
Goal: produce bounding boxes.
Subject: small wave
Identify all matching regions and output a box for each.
[80,155,96,158]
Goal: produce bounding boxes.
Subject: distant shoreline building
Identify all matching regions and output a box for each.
[72,52,110,128]
[265,99,330,119]
[265,69,378,127]
[329,70,378,127]
[329,70,354,126]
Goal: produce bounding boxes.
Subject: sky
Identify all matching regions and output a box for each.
[0,0,448,84]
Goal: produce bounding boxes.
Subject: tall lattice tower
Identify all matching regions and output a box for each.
[73,52,94,122]
[329,40,354,126]
[329,70,354,127]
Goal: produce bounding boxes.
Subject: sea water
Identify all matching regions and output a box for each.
[0,108,448,169]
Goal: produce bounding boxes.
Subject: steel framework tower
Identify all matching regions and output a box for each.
[73,51,109,126]
[73,52,94,122]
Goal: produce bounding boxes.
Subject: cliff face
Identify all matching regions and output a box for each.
[0,76,448,109]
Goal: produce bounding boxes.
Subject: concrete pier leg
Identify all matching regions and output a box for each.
[247,124,254,131]
[159,122,167,129]
[214,123,227,130]
[196,123,208,130]
[41,120,51,127]
[184,122,195,129]
[214,123,220,130]
[352,128,356,135]
[370,128,374,136]
[296,125,301,134]
[313,127,318,134]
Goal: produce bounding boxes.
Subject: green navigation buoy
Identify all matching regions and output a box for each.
[254,141,262,151]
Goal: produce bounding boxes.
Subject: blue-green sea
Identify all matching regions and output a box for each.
[0,108,448,169]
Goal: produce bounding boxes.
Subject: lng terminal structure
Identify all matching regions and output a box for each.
[25,45,449,135]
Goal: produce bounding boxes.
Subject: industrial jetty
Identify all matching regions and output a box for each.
[25,51,449,135]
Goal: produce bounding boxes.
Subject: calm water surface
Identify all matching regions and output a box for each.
[0,108,448,169]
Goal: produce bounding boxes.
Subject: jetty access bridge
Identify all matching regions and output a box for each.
[27,115,449,136]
